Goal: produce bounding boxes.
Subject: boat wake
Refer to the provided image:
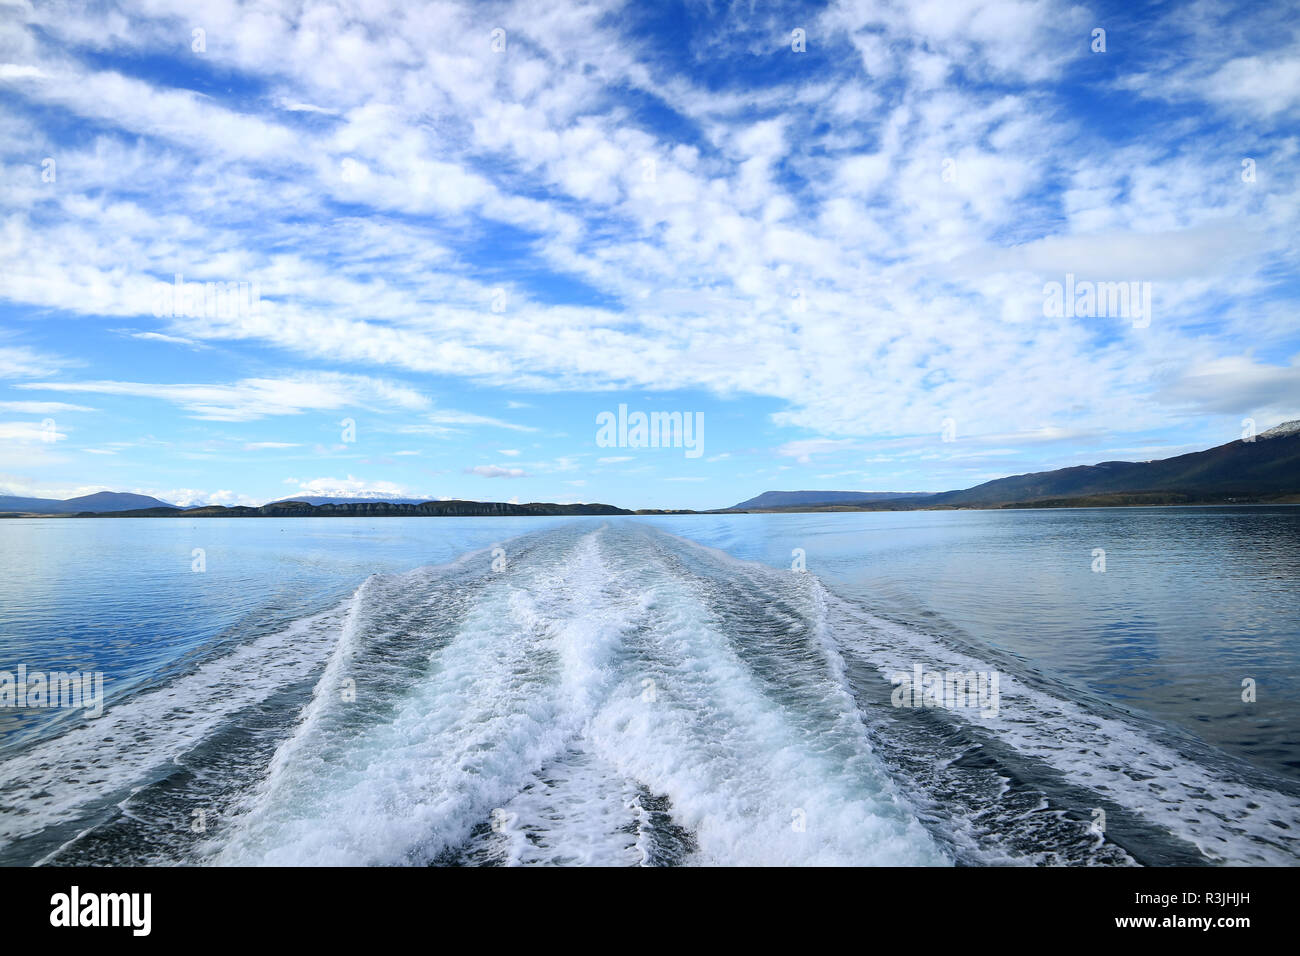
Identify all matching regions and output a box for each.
[3,522,1296,866]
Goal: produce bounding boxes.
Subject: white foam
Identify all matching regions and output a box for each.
[211,531,635,864]
[583,529,946,866]
[821,587,1300,864]
[485,749,648,867]
[23,520,1272,867]
[210,525,947,866]
[0,594,353,849]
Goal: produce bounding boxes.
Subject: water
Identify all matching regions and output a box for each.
[0,508,1296,866]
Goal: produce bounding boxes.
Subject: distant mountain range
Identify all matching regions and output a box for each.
[0,491,176,514]
[0,493,659,518]
[267,496,435,506]
[728,420,1300,511]
[6,421,1299,518]
[66,500,639,518]
[730,490,937,509]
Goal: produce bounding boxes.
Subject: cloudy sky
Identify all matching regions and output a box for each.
[1,0,1297,509]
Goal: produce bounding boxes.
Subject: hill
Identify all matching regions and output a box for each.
[0,491,176,514]
[267,495,436,506]
[72,499,637,518]
[931,421,1300,507]
[730,421,1300,512]
[728,490,936,510]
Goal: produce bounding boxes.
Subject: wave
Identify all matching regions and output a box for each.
[0,599,347,864]
[207,525,941,865]
[4,522,1297,866]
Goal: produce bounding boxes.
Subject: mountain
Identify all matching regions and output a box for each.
[74,499,637,518]
[268,496,436,506]
[728,422,1300,512]
[728,490,936,510]
[13,422,1300,519]
[930,422,1300,507]
[0,491,176,514]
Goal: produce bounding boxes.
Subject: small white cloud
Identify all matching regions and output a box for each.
[466,464,530,478]
[429,410,535,432]
[18,373,430,422]
[0,400,94,413]
[0,64,46,80]
[129,331,206,348]
[290,475,414,498]
[276,99,340,115]
[0,421,66,442]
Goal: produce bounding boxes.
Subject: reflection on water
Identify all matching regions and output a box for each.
[645,506,1300,779]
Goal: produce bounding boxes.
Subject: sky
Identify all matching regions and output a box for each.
[1,0,1298,510]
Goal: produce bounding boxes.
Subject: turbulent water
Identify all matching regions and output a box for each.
[1,514,1297,866]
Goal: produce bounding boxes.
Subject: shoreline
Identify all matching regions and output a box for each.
[3,496,1299,519]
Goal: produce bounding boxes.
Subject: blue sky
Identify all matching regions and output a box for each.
[1,0,1298,510]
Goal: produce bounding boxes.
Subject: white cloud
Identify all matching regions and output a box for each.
[288,476,418,499]
[0,344,73,380]
[128,331,206,348]
[0,420,65,442]
[1157,356,1300,419]
[0,64,44,80]
[0,400,94,413]
[777,438,860,464]
[466,464,530,478]
[16,373,431,421]
[427,410,536,431]
[0,0,1295,484]
[164,488,263,508]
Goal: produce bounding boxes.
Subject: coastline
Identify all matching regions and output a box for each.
[3,493,1299,518]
